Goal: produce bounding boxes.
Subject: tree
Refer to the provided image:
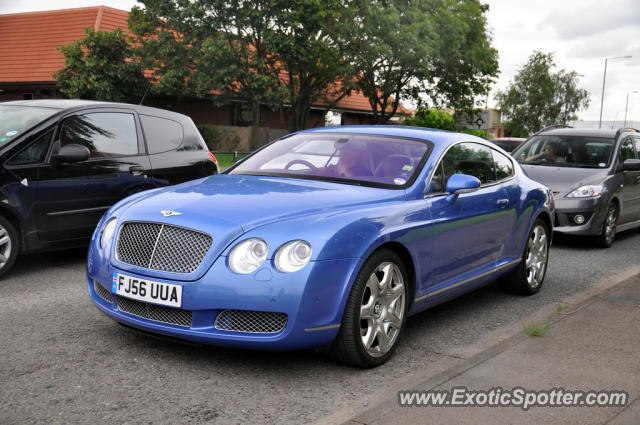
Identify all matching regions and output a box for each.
[496,51,590,134]
[347,0,498,124]
[53,27,148,103]
[404,108,455,130]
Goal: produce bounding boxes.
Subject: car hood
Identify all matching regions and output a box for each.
[519,164,609,194]
[116,174,403,271]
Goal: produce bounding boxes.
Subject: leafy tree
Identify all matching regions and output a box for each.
[502,121,529,138]
[404,108,455,130]
[496,51,590,134]
[53,27,148,103]
[348,0,498,124]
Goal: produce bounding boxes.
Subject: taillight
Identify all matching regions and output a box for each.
[207,152,218,165]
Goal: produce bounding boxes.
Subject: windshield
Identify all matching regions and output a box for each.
[229,132,431,188]
[0,105,59,144]
[512,135,614,168]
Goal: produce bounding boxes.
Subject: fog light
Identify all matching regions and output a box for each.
[574,214,585,224]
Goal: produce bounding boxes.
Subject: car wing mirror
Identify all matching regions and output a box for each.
[53,143,90,163]
[445,173,481,203]
[622,159,640,171]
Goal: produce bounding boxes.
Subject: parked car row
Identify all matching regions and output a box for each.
[5,99,640,367]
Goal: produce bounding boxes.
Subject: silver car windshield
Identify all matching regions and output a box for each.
[512,135,614,168]
[0,105,60,145]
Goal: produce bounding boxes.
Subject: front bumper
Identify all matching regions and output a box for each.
[87,246,361,350]
[552,196,605,236]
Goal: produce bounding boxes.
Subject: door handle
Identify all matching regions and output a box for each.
[496,199,509,208]
[129,166,144,176]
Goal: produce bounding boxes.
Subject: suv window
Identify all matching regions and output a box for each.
[7,129,54,166]
[620,137,636,162]
[60,113,138,158]
[429,142,495,192]
[140,115,183,154]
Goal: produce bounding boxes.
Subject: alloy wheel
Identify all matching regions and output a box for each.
[359,262,405,357]
[0,224,12,270]
[524,224,548,288]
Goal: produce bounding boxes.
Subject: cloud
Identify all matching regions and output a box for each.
[538,0,640,40]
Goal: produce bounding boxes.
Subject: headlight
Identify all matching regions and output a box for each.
[566,185,603,198]
[274,240,312,273]
[228,238,268,274]
[100,218,117,248]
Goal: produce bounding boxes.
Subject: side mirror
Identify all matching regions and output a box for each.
[622,158,640,171]
[445,173,481,202]
[54,143,90,163]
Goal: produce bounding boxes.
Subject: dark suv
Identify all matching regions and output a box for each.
[0,99,218,276]
[512,127,640,247]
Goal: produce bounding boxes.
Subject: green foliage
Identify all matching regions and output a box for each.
[496,51,590,134]
[502,121,529,138]
[523,322,550,337]
[460,129,487,139]
[404,108,456,130]
[53,27,148,103]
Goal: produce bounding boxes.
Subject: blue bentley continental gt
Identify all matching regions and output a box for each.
[87,126,554,367]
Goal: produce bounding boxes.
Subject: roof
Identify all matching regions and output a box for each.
[2,99,195,121]
[0,6,411,116]
[0,6,130,84]
[539,128,618,138]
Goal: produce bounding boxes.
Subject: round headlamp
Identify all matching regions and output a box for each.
[274,240,312,273]
[228,238,268,274]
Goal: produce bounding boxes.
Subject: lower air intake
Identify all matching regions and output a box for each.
[214,310,288,334]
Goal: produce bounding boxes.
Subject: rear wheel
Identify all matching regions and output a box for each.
[597,203,617,248]
[330,249,408,367]
[499,218,549,295]
[0,216,18,279]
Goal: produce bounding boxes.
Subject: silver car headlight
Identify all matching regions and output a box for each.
[228,238,268,274]
[274,240,312,273]
[100,218,118,248]
[566,185,603,198]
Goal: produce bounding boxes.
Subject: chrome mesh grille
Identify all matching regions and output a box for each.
[116,222,212,273]
[214,310,288,334]
[93,280,113,303]
[115,295,192,327]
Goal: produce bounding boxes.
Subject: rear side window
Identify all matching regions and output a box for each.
[60,113,138,157]
[620,137,636,162]
[140,115,184,154]
[7,129,53,166]
[492,149,514,180]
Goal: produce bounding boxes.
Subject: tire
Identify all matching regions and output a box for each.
[330,249,409,367]
[499,218,549,295]
[0,216,19,279]
[596,203,618,248]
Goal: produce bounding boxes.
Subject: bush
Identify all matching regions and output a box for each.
[460,129,488,139]
[404,108,456,131]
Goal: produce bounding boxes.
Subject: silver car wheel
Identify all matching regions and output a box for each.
[359,262,405,358]
[0,225,12,270]
[525,224,548,288]
[604,205,617,245]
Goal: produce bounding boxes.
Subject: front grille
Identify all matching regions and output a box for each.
[116,222,212,273]
[214,310,288,334]
[93,280,113,303]
[115,295,192,327]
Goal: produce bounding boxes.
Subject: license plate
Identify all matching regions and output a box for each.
[112,273,182,308]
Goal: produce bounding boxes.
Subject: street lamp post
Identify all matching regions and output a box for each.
[599,55,633,129]
[624,91,638,128]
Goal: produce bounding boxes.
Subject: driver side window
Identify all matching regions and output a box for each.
[428,142,496,193]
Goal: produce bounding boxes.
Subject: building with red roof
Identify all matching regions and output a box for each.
[0,6,411,137]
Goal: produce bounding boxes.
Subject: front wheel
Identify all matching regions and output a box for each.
[330,249,408,367]
[597,203,618,248]
[500,218,549,295]
[0,216,18,279]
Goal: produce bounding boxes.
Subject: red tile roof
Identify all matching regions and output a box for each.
[0,6,411,115]
[0,6,130,83]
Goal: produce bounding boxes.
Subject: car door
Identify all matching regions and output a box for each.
[424,142,510,288]
[36,109,152,242]
[618,136,640,224]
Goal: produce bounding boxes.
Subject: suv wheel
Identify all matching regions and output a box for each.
[597,203,617,248]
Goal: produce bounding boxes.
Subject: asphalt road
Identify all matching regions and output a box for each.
[2,230,639,424]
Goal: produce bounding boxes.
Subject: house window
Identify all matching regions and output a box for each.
[22,93,33,100]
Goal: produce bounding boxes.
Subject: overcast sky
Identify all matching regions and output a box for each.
[2,0,640,125]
